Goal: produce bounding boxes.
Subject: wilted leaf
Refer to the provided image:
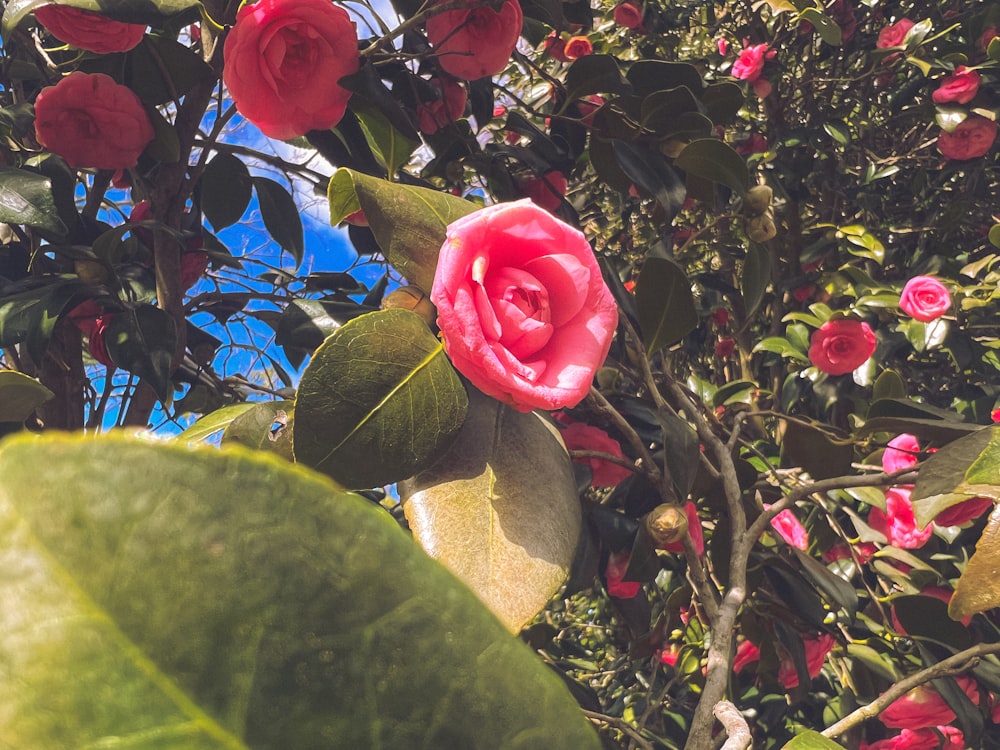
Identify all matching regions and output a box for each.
[635,257,698,354]
[0,432,602,750]
[294,309,468,489]
[399,387,581,633]
[328,168,476,290]
[0,370,52,422]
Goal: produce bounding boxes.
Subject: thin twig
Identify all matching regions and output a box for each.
[581,710,655,750]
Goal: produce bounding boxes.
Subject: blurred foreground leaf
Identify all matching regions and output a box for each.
[400,387,581,633]
[0,370,52,422]
[0,432,601,750]
[294,309,468,489]
[951,503,1000,620]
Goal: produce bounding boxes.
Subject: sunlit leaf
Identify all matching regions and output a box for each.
[0,166,67,235]
[800,8,843,45]
[294,309,468,489]
[781,731,846,749]
[175,402,261,443]
[0,432,601,750]
[399,387,580,633]
[0,370,52,422]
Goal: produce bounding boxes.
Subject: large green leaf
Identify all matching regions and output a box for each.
[0,369,52,421]
[781,731,846,750]
[294,308,468,489]
[200,154,252,232]
[911,427,1000,528]
[253,177,304,269]
[675,138,749,196]
[105,304,178,403]
[635,256,698,354]
[953,504,1000,619]
[328,169,475,291]
[0,166,67,235]
[3,0,201,31]
[0,432,601,750]
[399,387,580,633]
[221,400,294,459]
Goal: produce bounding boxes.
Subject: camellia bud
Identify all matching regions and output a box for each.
[382,285,437,326]
[645,503,689,546]
[746,212,777,242]
[744,184,773,215]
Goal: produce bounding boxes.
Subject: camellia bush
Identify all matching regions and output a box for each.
[2,0,1000,748]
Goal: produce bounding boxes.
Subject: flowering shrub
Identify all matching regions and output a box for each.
[222,0,359,139]
[429,200,617,411]
[33,72,153,169]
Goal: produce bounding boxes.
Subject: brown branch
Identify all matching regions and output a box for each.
[714,701,752,750]
[581,710,655,750]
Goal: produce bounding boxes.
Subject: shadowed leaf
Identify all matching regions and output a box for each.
[0,370,52,422]
[635,257,697,354]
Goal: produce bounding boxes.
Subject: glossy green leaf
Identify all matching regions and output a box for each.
[0,275,89,364]
[0,166,67,235]
[399,387,580,633]
[675,138,749,196]
[4,0,201,32]
[294,309,468,489]
[274,298,375,368]
[911,427,1000,528]
[0,432,601,750]
[872,370,907,402]
[253,177,304,269]
[200,154,252,231]
[635,257,698,354]
[105,304,178,403]
[627,60,703,96]
[176,402,261,443]
[353,102,420,177]
[800,8,843,45]
[781,731,846,749]
[127,35,215,106]
[612,141,686,222]
[701,82,745,125]
[952,504,1000,619]
[742,242,770,317]
[892,595,971,649]
[565,54,627,102]
[0,369,52,422]
[781,419,853,480]
[328,169,476,291]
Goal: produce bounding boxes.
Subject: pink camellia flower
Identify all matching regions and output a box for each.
[869,487,933,549]
[935,496,993,527]
[823,541,877,564]
[937,115,998,160]
[932,66,981,105]
[34,73,154,170]
[35,4,146,53]
[770,508,809,550]
[877,18,915,48]
[717,38,729,56]
[881,676,980,730]
[882,433,920,473]
[808,318,877,375]
[605,550,641,598]
[662,502,705,555]
[777,633,835,688]
[899,276,951,322]
[613,1,643,30]
[732,43,773,82]
[861,725,964,750]
[542,31,569,62]
[431,200,618,412]
[426,0,522,80]
[223,0,359,140]
[517,170,568,214]
[560,422,633,487]
[576,94,604,126]
[416,77,468,135]
[564,35,593,60]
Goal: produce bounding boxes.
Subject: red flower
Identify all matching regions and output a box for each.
[576,95,604,126]
[223,0,359,140]
[35,4,145,53]
[711,308,730,326]
[517,170,568,214]
[881,676,979,730]
[662,502,704,555]
[564,35,593,60]
[877,18,915,49]
[88,314,117,368]
[560,422,633,487]
[823,541,877,564]
[613,1,643,30]
[735,133,768,156]
[733,640,761,673]
[605,550,641,598]
[869,487,932,549]
[426,0,522,80]
[932,66,981,105]
[862,726,964,750]
[792,283,816,303]
[34,73,154,170]
[992,407,1000,423]
[416,77,468,135]
[934,496,992,527]
[542,31,569,62]
[937,115,997,160]
[808,318,876,375]
[899,276,951,322]
[714,337,735,358]
[180,251,209,290]
[732,43,773,82]
[777,633,835,688]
